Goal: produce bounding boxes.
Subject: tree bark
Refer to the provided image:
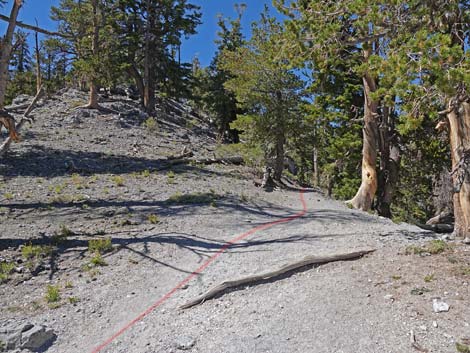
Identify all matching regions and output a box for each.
[126,64,144,105]
[273,133,285,181]
[87,0,100,109]
[143,0,156,113]
[348,58,379,211]
[376,106,401,218]
[0,0,22,109]
[34,28,42,94]
[447,99,470,241]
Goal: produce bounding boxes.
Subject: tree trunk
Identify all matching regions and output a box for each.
[348,66,379,211]
[312,145,320,187]
[87,0,100,109]
[143,0,156,113]
[127,64,144,105]
[34,29,42,94]
[0,0,22,109]
[273,133,285,181]
[376,106,401,218]
[447,99,470,241]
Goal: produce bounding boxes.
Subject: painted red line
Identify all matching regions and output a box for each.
[91,189,307,353]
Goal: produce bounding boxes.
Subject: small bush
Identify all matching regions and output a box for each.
[144,117,158,131]
[3,192,13,200]
[147,214,160,224]
[141,169,151,178]
[52,224,73,244]
[110,175,125,187]
[90,253,107,267]
[22,244,52,260]
[45,285,60,303]
[424,274,435,282]
[68,296,80,304]
[427,240,448,254]
[456,342,470,353]
[0,262,15,283]
[88,238,113,254]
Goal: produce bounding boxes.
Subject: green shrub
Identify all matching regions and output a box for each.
[22,244,52,260]
[144,117,158,131]
[148,214,160,224]
[0,262,15,283]
[88,238,113,254]
[45,285,60,303]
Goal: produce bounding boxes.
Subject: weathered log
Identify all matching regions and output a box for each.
[179,249,375,310]
[0,87,44,157]
[426,211,454,225]
[167,156,243,167]
[416,223,454,233]
[166,150,194,161]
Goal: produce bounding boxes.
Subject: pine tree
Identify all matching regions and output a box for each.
[220,9,305,181]
[205,5,245,142]
[111,0,201,111]
[51,0,120,109]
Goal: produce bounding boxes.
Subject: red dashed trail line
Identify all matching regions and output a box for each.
[91,189,307,353]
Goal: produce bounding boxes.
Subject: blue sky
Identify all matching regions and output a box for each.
[0,0,280,67]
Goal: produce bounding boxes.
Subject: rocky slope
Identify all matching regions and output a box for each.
[0,90,469,353]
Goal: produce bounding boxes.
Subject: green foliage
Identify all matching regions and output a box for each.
[215,143,264,170]
[456,342,470,353]
[89,253,107,267]
[427,240,448,255]
[88,238,113,254]
[220,9,305,179]
[424,274,435,283]
[22,244,52,260]
[144,117,158,132]
[45,285,61,303]
[147,214,160,224]
[110,175,125,187]
[0,262,15,283]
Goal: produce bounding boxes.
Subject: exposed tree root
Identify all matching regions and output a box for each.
[179,249,375,310]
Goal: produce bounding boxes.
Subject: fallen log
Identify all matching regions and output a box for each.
[166,155,244,167]
[416,223,454,233]
[179,248,375,310]
[0,87,44,157]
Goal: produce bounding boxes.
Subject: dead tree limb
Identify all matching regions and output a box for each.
[0,87,44,157]
[0,14,66,37]
[179,249,375,310]
[166,156,244,167]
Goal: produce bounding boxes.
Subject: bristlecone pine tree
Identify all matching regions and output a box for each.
[220,8,305,181]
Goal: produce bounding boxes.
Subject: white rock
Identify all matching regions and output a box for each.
[433,299,450,313]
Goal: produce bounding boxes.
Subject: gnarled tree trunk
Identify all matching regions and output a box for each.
[0,0,22,109]
[349,64,379,211]
[376,106,401,218]
[447,99,470,241]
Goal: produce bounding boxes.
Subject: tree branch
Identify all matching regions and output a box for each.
[0,14,67,37]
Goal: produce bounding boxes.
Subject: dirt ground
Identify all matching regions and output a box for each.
[1,90,469,353]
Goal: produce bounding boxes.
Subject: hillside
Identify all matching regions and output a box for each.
[0,91,469,353]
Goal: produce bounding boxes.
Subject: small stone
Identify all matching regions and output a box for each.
[384,294,394,301]
[433,321,438,328]
[433,299,450,313]
[419,325,427,331]
[175,336,195,350]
